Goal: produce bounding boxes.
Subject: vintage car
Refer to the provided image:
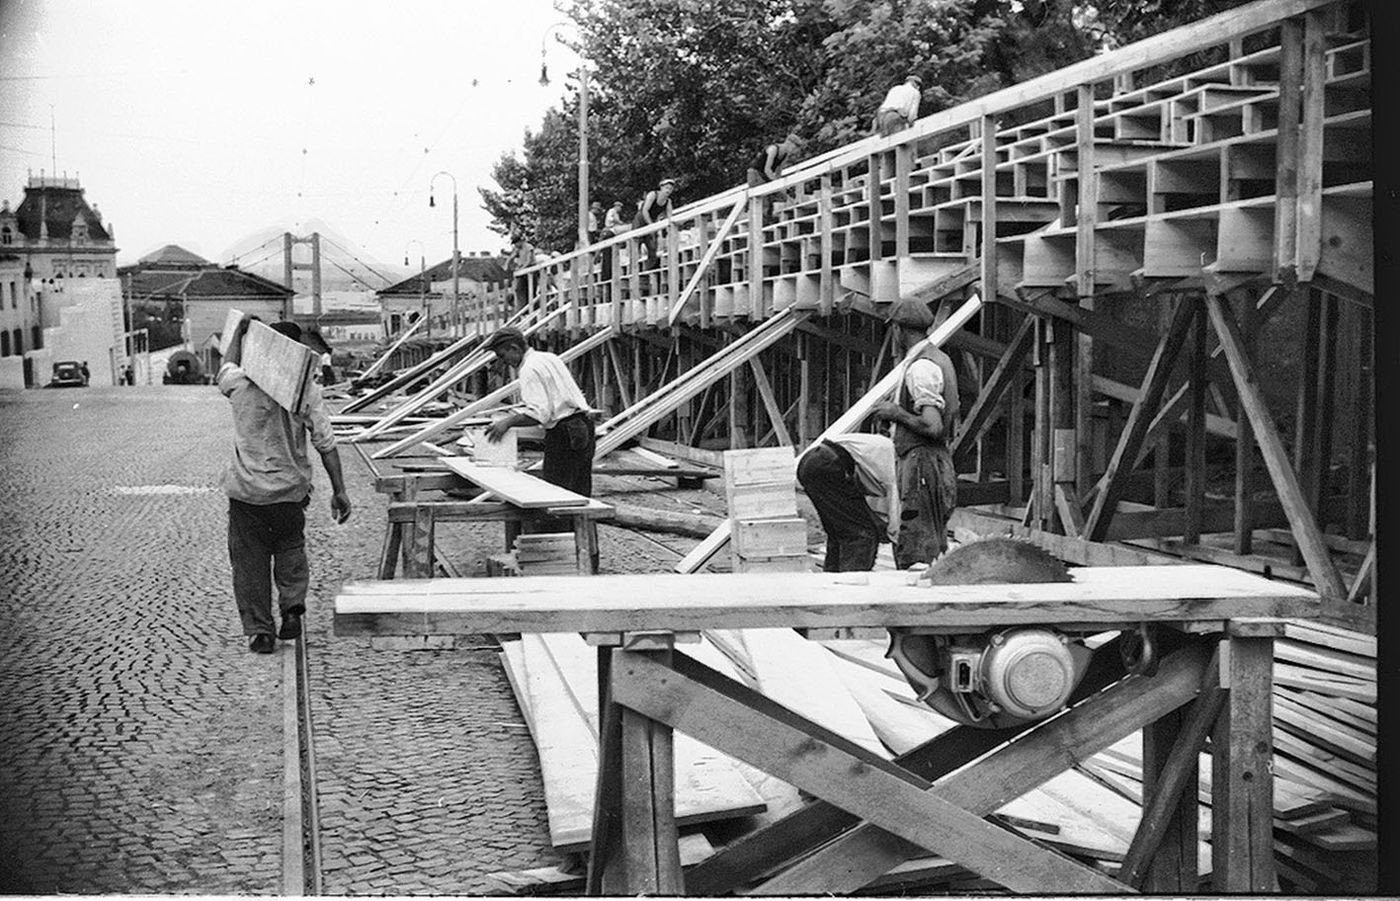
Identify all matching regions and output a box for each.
[48,360,85,388]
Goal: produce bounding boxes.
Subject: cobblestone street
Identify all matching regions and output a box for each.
[0,384,595,893]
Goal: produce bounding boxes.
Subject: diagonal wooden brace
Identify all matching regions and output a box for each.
[608,649,1138,894]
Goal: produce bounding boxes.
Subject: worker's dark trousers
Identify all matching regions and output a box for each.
[228,498,309,637]
[534,413,596,532]
[796,441,881,572]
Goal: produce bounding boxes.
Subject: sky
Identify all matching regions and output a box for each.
[0,0,582,275]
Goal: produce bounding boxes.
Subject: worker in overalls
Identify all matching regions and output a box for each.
[871,298,959,567]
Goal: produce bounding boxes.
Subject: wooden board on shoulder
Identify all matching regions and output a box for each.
[220,308,321,415]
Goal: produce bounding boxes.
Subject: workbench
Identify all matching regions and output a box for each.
[358,449,614,577]
[335,564,1319,895]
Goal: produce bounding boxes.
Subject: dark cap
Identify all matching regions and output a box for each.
[885,298,935,330]
[484,326,527,353]
[269,320,303,342]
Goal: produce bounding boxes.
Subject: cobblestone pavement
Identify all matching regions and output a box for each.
[0,383,734,894]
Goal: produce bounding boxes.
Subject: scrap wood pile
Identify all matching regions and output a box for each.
[488,619,1376,895]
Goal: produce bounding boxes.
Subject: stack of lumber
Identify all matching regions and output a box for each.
[723,448,811,574]
[512,533,578,576]
[1075,619,1376,892]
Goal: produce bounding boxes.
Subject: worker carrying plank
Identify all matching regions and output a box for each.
[219,316,351,654]
[871,297,960,567]
[484,327,597,519]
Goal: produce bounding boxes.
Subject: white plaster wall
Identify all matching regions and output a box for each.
[0,355,24,389]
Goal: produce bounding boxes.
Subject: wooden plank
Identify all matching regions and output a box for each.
[229,314,321,415]
[1184,305,1208,543]
[748,357,793,447]
[335,564,1319,636]
[611,651,1127,893]
[443,458,589,509]
[1282,620,1374,657]
[1295,9,1327,280]
[952,315,1034,458]
[1204,294,1347,604]
[1274,638,1374,681]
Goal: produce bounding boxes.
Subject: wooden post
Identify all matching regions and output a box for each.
[1345,305,1372,538]
[1295,10,1326,281]
[1233,293,1258,554]
[894,143,912,259]
[730,346,751,449]
[1211,633,1276,892]
[1184,302,1208,544]
[1310,294,1339,529]
[819,174,835,316]
[1290,291,1322,565]
[1030,319,1050,529]
[798,333,812,446]
[1272,18,1302,282]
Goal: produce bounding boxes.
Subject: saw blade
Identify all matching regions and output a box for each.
[923,536,1071,586]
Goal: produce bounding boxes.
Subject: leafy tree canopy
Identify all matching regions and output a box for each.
[484,0,1251,251]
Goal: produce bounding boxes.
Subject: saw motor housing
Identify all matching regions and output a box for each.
[887,536,1093,729]
[889,627,1093,728]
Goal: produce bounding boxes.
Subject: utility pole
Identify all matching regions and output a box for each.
[578,68,589,248]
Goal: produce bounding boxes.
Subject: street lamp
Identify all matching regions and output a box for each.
[541,22,589,249]
[429,171,460,337]
[403,239,428,338]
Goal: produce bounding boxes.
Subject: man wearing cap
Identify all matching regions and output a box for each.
[633,178,676,277]
[484,327,596,502]
[873,74,923,137]
[871,297,959,567]
[219,316,352,654]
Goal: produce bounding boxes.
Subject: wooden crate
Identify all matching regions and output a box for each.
[733,517,809,558]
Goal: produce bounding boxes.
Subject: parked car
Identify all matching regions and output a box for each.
[48,361,85,388]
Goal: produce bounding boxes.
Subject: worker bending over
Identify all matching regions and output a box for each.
[873,74,922,136]
[485,327,597,504]
[872,298,959,567]
[796,433,898,572]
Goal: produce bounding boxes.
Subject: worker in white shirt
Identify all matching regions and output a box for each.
[484,327,596,500]
[796,433,899,572]
[873,74,922,136]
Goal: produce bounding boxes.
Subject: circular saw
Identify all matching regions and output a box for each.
[886,537,1095,729]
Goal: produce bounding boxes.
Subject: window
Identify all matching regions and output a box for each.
[11,329,21,355]
[31,325,40,350]
[0,226,11,245]
[8,282,14,309]
[1,331,9,356]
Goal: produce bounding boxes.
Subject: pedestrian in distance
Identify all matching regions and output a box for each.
[604,200,627,237]
[796,432,899,572]
[871,297,959,567]
[587,201,604,246]
[484,326,597,524]
[219,317,351,654]
[873,74,922,137]
[80,361,90,386]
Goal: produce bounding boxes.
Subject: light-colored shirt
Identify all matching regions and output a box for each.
[517,347,592,429]
[217,362,335,505]
[903,358,946,413]
[824,433,900,543]
[879,82,921,122]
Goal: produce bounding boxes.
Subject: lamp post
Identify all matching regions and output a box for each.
[403,239,427,338]
[429,172,460,336]
[541,22,589,248]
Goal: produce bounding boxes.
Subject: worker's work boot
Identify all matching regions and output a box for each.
[249,634,276,654]
[278,612,302,640]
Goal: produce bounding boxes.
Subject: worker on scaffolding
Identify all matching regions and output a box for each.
[872,74,922,137]
[633,177,676,292]
[484,326,597,515]
[871,297,959,567]
[796,432,898,572]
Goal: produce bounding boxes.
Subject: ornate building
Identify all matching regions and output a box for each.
[0,174,119,283]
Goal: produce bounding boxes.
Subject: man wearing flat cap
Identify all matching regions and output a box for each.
[484,327,596,504]
[871,297,960,566]
[873,74,923,137]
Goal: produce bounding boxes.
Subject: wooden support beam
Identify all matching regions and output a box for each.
[1049,317,1077,535]
[1234,293,1258,554]
[1184,304,1208,543]
[1203,294,1346,603]
[749,356,793,447]
[1272,16,1301,283]
[668,196,747,326]
[752,641,1213,894]
[1211,636,1277,892]
[952,315,1034,458]
[979,115,999,311]
[1295,10,1327,281]
[1084,298,1196,542]
[612,651,1128,894]
[1124,651,1224,890]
